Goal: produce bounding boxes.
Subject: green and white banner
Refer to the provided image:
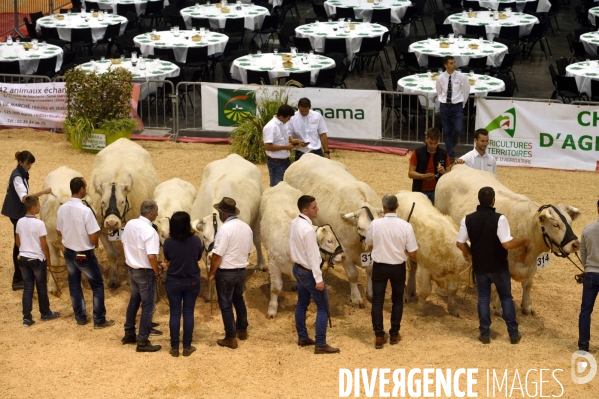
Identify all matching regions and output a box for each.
[476,99,599,171]
[201,83,381,140]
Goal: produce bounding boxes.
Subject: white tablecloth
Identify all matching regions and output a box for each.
[580,32,599,56]
[397,73,505,109]
[295,22,388,58]
[134,30,229,62]
[180,4,269,30]
[230,53,335,84]
[35,14,128,43]
[589,7,599,26]
[409,38,507,67]
[444,11,537,41]
[323,0,411,24]
[0,43,63,75]
[95,0,170,16]
[565,61,599,96]
[476,0,550,13]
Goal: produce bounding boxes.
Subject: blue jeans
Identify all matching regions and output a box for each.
[19,257,51,320]
[166,278,200,349]
[64,248,107,325]
[440,102,464,159]
[292,264,330,346]
[422,190,435,205]
[125,267,156,342]
[294,148,323,162]
[266,158,291,187]
[475,268,519,338]
[215,268,248,338]
[578,272,599,351]
[371,262,406,337]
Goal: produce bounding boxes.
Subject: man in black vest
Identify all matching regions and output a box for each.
[456,187,529,345]
[408,128,451,205]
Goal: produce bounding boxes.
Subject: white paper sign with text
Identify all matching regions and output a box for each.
[0,82,67,129]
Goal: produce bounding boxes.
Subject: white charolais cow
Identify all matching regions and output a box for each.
[260,182,346,318]
[395,190,471,316]
[435,165,581,316]
[284,153,383,307]
[88,138,160,288]
[40,166,86,294]
[190,154,265,278]
[154,178,197,244]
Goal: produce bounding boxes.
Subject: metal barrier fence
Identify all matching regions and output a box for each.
[1,0,72,38]
[0,73,51,83]
[380,91,431,143]
[571,101,599,106]
[174,81,203,142]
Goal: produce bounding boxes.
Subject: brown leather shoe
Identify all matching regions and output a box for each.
[237,330,248,340]
[217,337,238,349]
[375,336,386,349]
[298,338,316,347]
[314,344,340,354]
[390,334,401,345]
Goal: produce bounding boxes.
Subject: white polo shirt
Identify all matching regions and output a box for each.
[212,216,254,269]
[436,70,470,105]
[289,214,323,283]
[365,213,418,264]
[263,116,290,159]
[460,149,497,174]
[56,198,101,252]
[457,214,512,244]
[16,215,47,261]
[121,216,160,269]
[286,110,328,153]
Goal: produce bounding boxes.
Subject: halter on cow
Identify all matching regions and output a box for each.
[358,206,375,242]
[316,224,344,269]
[204,213,219,255]
[102,182,131,225]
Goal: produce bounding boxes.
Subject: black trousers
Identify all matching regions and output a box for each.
[11,218,23,284]
[371,261,406,337]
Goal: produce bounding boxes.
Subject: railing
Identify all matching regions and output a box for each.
[1,0,73,38]
[571,100,599,106]
[173,81,203,142]
[0,73,52,83]
[380,90,431,143]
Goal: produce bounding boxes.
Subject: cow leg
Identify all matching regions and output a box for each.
[99,232,120,289]
[446,281,460,317]
[47,242,63,294]
[404,259,417,303]
[267,263,284,318]
[520,278,536,316]
[415,265,431,316]
[342,259,364,308]
[251,227,267,271]
[365,263,373,303]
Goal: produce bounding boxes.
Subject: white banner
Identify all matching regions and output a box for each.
[200,83,382,140]
[475,99,599,171]
[0,82,67,129]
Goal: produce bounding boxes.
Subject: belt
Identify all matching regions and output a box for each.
[267,156,290,162]
[442,102,462,106]
[294,263,310,272]
[218,268,246,272]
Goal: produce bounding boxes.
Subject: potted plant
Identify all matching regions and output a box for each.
[63,67,139,152]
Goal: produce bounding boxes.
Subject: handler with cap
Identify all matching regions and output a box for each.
[209,197,254,349]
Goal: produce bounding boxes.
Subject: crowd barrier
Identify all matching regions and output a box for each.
[1,0,71,38]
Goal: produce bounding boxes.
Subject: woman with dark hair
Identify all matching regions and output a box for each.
[162,211,203,357]
[2,151,52,291]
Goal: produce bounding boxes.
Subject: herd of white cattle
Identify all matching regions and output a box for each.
[39,138,581,319]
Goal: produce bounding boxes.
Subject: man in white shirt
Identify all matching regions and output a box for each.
[263,104,302,187]
[290,195,340,354]
[365,194,418,349]
[209,197,254,349]
[286,98,331,161]
[436,56,470,161]
[56,177,114,329]
[455,128,497,174]
[121,199,162,353]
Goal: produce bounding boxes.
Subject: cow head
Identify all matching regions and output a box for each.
[98,177,132,230]
[191,213,222,267]
[156,217,170,244]
[341,205,384,249]
[537,204,581,256]
[315,225,346,269]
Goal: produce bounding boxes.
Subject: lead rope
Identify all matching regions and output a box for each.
[209,213,218,314]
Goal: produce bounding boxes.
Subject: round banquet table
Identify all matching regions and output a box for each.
[408,38,507,68]
[565,61,599,97]
[323,0,411,24]
[444,11,538,41]
[476,0,550,12]
[295,21,388,58]
[0,43,63,75]
[133,30,229,62]
[35,13,128,43]
[230,53,336,84]
[589,7,599,26]
[580,32,599,56]
[95,0,170,16]
[397,73,505,110]
[180,4,269,31]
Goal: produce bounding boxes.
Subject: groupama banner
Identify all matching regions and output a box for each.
[475,99,599,171]
[201,83,382,140]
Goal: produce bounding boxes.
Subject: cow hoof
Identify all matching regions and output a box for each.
[416,310,425,317]
[521,306,536,316]
[359,302,365,309]
[107,280,120,289]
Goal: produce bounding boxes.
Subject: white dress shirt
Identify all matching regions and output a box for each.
[460,149,497,174]
[457,214,512,244]
[121,216,160,269]
[212,217,254,269]
[436,70,470,106]
[365,213,418,264]
[16,215,47,261]
[263,116,290,159]
[286,110,328,153]
[56,198,101,251]
[289,214,323,283]
[13,176,29,201]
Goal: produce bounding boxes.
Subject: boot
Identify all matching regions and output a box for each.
[390,334,401,345]
[237,330,248,340]
[314,344,340,354]
[217,336,238,349]
[136,340,161,352]
[121,331,137,345]
[375,336,386,349]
